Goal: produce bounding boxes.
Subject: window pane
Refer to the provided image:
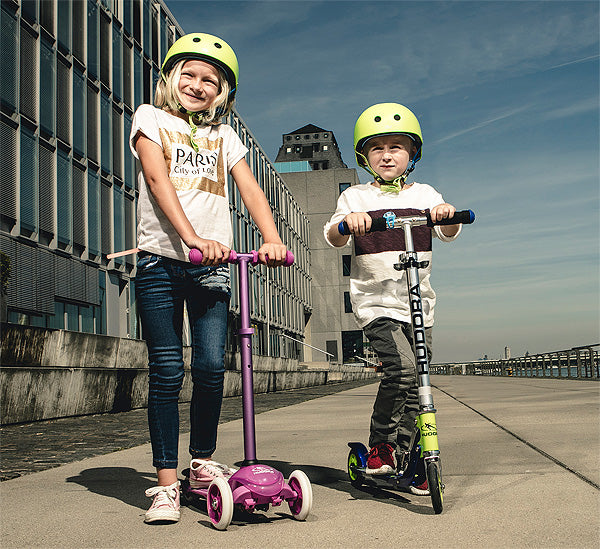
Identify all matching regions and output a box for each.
[20,27,38,122]
[73,68,86,156]
[100,13,110,87]
[88,170,100,255]
[113,185,124,261]
[87,83,98,162]
[56,58,71,144]
[20,125,38,234]
[112,25,123,102]
[73,163,86,248]
[87,0,99,80]
[112,107,122,179]
[40,38,55,135]
[72,0,85,62]
[0,7,18,111]
[100,92,112,173]
[39,141,55,237]
[57,0,71,52]
[57,148,72,247]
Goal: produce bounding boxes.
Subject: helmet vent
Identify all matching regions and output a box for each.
[374,116,381,122]
[394,114,401,120]
[214,43,222,48]
[193,37,201,42]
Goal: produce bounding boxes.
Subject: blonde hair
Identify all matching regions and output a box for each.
[154,59,232,125]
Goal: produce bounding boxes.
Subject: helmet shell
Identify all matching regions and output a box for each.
[354,103,423,167]
[161,33,239,92]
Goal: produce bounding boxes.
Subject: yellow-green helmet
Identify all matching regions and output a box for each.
[354,103,423,170]
[161,33,239,95]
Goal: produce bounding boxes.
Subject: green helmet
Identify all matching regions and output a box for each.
[161,33,239,95]
[354,103,423,171]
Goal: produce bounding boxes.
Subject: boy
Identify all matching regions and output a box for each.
[324,103,461,494]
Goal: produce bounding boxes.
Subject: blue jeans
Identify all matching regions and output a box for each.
[135,253,230,470]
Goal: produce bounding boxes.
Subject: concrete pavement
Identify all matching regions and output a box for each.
[1,376,599,548]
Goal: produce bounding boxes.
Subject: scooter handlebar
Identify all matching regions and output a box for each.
[337,209,475,235]
[189,248,294,266]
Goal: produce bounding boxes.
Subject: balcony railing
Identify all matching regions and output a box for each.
[430,344,599,379]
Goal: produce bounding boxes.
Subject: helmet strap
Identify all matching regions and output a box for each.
[178,104,205,152]
[361,158,416,194]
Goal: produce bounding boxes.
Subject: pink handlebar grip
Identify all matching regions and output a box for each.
[188,248,294,266]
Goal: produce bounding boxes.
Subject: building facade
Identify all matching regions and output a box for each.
[275,126,364,364]
[0,0,310,360]
[274,124,346,171]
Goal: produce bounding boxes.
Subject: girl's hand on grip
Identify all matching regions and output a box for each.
[188,237,230,266]
[258,242,287,266]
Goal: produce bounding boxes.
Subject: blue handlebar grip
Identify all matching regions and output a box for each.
[338,221,350,235]
[428,209,475,226]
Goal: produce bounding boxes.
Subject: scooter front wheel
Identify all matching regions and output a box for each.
[288,470,313,521]
[207,477,234,530]
[426,459,443,514]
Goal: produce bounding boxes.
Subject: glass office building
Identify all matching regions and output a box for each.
[0,0,311,359]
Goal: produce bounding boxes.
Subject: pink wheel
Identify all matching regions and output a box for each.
[287,470,312,521]
[207,477,233,530]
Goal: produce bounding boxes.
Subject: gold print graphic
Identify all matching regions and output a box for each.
[159,129,226,196]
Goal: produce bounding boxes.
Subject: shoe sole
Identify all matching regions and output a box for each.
[365,465,394,475]
[144,510,180,523]
[409,486,430,496]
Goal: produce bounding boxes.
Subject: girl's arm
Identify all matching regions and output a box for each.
[230,159,287,265]
[134,132,229,265]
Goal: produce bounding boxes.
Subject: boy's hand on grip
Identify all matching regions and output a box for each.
[429,203,456,223]
[343,212,372,236]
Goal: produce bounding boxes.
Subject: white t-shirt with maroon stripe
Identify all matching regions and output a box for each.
[323,182,461,328]
[130,104,248,261]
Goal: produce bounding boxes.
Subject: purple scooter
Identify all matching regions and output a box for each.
[184,248,313,530]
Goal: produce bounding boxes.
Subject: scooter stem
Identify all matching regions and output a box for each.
[237,255,259,465]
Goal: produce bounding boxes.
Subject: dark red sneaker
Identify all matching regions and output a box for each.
[410,479,430,495]
[366,443,395,474]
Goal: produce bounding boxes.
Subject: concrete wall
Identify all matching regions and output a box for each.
[0,323,375,425]
[281,168,363,363]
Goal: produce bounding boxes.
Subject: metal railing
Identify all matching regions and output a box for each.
[430,344,599,379]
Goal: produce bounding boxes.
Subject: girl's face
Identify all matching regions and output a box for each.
[177,59,221,112]
[366,134,415,181]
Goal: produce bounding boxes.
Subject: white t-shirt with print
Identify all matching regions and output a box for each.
[323,182,461,329]
[130,104,248,261]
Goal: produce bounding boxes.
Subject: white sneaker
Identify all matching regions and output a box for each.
[189,459,238,488]
[144,481,180,523]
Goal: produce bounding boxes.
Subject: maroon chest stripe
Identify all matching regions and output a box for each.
[354,208,432,256]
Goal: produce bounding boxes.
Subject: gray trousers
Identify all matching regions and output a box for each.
[363,317,433,453]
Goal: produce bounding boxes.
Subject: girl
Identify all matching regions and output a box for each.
[130,33,287,523]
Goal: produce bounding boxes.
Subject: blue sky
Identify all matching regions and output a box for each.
[166,0,599,362]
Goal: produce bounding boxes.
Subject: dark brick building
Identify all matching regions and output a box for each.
[275,124,346,170]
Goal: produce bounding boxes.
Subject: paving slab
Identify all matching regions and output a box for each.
[1,376,598,548]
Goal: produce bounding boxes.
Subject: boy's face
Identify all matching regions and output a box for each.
[365,134,416,181]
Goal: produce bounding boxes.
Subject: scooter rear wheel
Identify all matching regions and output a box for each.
[426,459,443,514]
[207,477,234,530]
[347,448,365,487]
